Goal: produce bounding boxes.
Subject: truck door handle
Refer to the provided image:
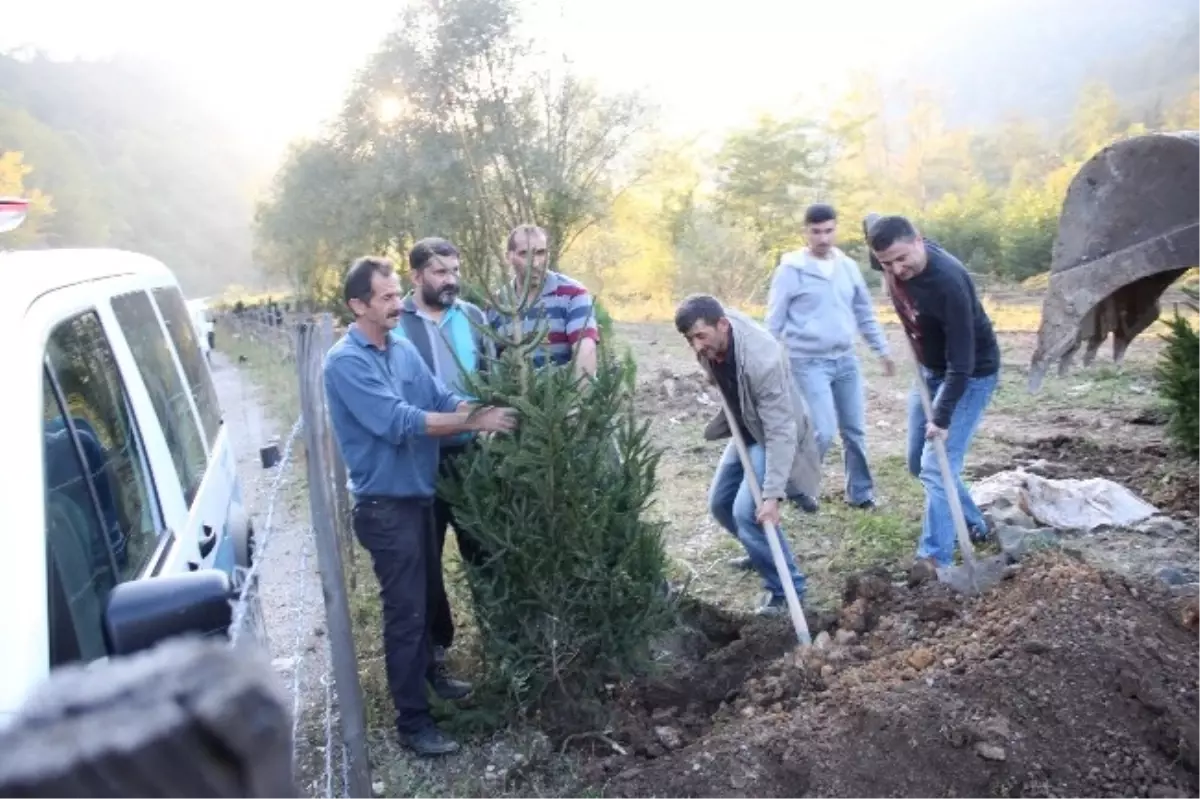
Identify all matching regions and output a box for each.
[198,525,217,558]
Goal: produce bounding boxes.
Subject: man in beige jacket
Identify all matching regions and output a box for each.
[675,294,822,616]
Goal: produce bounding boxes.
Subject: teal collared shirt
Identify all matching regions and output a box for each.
[391,295,491,448]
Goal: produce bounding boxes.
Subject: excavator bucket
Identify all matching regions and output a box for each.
[1029,131,1199,391]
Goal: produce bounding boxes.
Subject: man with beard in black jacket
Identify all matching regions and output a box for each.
[867,215,1001,579]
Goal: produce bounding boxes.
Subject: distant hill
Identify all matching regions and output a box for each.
[0,51,259,296]
[886,0,1198,134]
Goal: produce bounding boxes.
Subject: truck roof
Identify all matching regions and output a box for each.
[0,248,175,318]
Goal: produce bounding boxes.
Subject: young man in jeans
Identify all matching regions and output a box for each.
[674,294,822,616]
[323,256,516,757]
[866,216,1001,577]
[767,203,895,512]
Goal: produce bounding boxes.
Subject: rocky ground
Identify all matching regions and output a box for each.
[589,554,1199,798]
[565,322,1200,798]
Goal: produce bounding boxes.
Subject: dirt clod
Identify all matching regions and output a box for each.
[907,647,937,670]
[975,742,1007,761]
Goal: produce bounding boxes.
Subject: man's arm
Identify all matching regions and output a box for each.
[324,351,484,441]
[565,290,601,379]
[752,348,800,501]
[930,272,977,429]
[574,337,598,380]
[848,259,890,358]
[764,266,791,339]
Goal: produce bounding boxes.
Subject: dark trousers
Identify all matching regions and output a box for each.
[430,444,486,650]
[351,495,437,734]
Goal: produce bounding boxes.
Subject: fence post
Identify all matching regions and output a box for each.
[328,436,356,592]
[0,638,296,798]
[321,320,356,592]
[296,316,372,799]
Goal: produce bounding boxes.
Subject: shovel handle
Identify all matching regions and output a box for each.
[700,360,812,647]
[898,331,979,569]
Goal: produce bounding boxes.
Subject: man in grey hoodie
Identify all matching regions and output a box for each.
[766,203,895,510]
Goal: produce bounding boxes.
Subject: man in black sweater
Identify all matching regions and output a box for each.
[867,215,1001,571]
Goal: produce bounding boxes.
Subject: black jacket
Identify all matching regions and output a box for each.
[886,241,1000,428]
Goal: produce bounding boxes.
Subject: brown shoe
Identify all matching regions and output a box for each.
[907,557,938,587]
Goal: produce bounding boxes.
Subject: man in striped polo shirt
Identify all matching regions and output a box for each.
[393,236,492,693]
[489,224,599,379]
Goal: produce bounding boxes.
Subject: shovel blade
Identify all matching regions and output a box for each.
[936,554,1011,595]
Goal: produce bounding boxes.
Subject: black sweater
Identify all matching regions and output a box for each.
[887,242,1000,429]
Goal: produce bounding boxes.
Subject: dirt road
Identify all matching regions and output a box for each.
[209,350,335,796]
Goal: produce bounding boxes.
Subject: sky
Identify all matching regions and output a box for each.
[1,0,1008,169]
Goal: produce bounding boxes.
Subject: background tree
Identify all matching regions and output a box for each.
[0,151,54,247]
[0,51,258,294]
[1155,287,1200,458]
[712,114,827,267]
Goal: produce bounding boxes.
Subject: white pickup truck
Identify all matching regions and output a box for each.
[0,197,256,725]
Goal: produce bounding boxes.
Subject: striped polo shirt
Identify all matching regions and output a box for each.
[487,270,600,368]
[391,295,491,447]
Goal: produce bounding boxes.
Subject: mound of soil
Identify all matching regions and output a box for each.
[992,435,1198,520]
[637,366,717,418]
[589,555,1198,798]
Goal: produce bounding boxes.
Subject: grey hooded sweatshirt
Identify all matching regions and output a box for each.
[765,246,889,361]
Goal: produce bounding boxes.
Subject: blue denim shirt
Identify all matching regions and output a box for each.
[323,325,465,499]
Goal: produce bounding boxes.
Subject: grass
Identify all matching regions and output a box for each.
[647,423,927,614]
[220,324,302,425]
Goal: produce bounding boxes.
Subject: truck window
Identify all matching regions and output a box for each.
[43,312,165,666]
[152,286,222,444]
[110,290,208,505]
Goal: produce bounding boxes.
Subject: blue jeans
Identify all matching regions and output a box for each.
[906,370,998,566]
[708,441,807,602]
[791,354,873,505]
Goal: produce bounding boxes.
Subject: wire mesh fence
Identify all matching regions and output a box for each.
[217,308,369,799]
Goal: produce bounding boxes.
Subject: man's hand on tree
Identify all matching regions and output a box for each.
[757,498,781,527]
[925,421,948,441]
[472,406,518,433]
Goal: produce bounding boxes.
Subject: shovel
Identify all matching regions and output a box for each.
[700,361,812,647]
[863,213,1008,596]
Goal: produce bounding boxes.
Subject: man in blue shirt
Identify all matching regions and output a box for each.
[392,237,492,693]
[323,256,516,757]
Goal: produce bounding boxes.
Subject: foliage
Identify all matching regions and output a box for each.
[673,211,769,303]
[251,0,651,303]
[249,0,1198,321]
[1155,287,1200,458]
[713,114,827,264]
[0,151,54,247]
[0,52,257,294]
[440,333,669,722]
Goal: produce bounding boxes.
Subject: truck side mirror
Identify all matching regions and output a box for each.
[103,570,233,657]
